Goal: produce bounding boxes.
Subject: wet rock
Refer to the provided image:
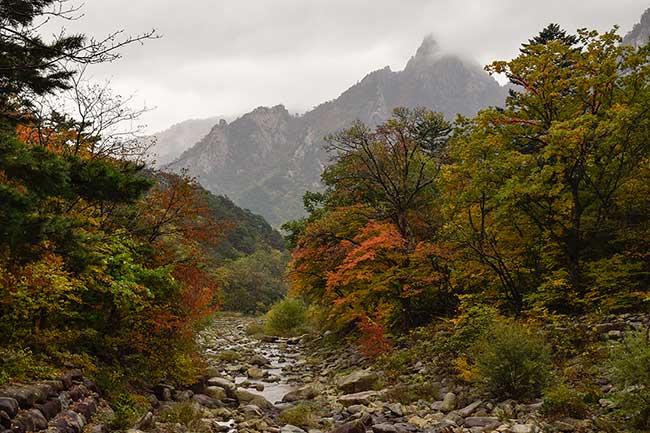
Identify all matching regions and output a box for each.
[338,370,378,394]
[338,391,378,407]
[440,392,456,413]
[280,425,307,433]
[250,354,271,367]
[247,367,265,380]
[282,385,318,402]
[0,398,18,418]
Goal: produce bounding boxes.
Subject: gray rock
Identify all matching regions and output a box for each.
[338,391,378,407]
[241,404,263,417]
[247,367,265,380]
[192,393,222,408]
[282,385,318,402]
[52,410,85,433]
[512,424,536,433]
[0,397,18,417]
[457,399,482,417]
[135,411,154,430]
[338,370,378,394]
[329,420,366,433]
[372,423,398,433]
[440,392,456,413]
[250,354,271,366]
[385,403,403,417]
[426,420,457,433]
[36,398,62,419]
[281,425,307,433]
[207,377,236,395]
[463,416,500,428]
[205,386,227,401]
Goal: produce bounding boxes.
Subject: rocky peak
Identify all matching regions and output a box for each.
[623,7,650,48]
[405,35,442,72]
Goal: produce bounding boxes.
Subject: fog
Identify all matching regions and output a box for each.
[49,0,649,132]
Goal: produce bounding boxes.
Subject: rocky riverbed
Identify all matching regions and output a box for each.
[127,314,580,433]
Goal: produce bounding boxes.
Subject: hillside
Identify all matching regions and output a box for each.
[170,36,507,226]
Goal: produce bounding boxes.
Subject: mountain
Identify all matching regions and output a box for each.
[170,36,507,227]
[623,7,650,48]
[145,117,222,166]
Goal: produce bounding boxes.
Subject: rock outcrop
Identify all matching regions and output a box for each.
[170,37,507,226]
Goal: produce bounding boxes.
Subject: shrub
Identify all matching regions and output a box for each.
[470,320,552,400]
[541,383,589,419]
[265,297,308,337]
[608,330,650,431]
[0,348,57,385]
[278,401,322,428]
[159,401,209,433]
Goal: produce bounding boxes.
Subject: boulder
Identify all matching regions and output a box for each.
[463,416,500,428]
[282,385,318,402]
[338,391,378,407]
[52,410,85,433]
[281,425,307,433]
[247,367,265,380]
[329,420,366,433]
[205,386,227,401]
[512,424,536,433]
[192,393,222,409]
[440,392,456,413]
[372,423,398,433]
[250,354,271,366]
[0,397,18,418]
[206,378,236,398]
[457,399,482,417]
[338,370,378,394]
[36,398,62,419]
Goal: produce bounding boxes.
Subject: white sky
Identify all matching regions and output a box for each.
[50,0,649,132]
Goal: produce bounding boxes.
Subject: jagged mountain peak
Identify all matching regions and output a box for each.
[624,7,650,48]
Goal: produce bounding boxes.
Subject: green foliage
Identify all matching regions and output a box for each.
[218,248,289,313]
[470,320,552,400]
[109,393,151,431]
[278,401,323,429]
[608,330,650,431]
[0,347,57,385]
[541,383,590,419]
[265,297,308,337]
[382,382,440,404]
[159,402,209,433]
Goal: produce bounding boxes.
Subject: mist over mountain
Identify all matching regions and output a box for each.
[623,6,650,48]
[144,117,222,166]
[170,36,508,226]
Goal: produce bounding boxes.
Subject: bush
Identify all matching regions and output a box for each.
[542,383,589,419]
[265,298,308,337]
[608,330,650,431]
[159,401,209,433]
[0,348,57,385]
[470,320,552,400]
[278,402,323,429]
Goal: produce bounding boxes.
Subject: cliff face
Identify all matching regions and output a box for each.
[145,117,222,166]
[171,37,508,226]
[623,8,650,48]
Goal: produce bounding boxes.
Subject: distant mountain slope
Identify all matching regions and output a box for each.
[170,37,507,226]
[623,7,650,48]
[145,117,221,166]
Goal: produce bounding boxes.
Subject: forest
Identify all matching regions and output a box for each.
[1,2,649,433]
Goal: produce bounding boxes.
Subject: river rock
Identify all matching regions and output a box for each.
[338,391,378,407]
[250,354,271,366]
[247,367,265,380]
[281,425,307,433]
[440,392,456,413]
[372,423,398,433]
[207,378,236,397]
[330,420,366,433]
[457,400,482,417]
[205,386,227,401]
[282,385,318,402]
[338,370,378,394]
[0,397,18,417]
[511,424,536,433]
[192,394,221,408]
[464,416,500,428]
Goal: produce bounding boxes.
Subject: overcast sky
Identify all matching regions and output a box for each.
[52,0,649,132]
